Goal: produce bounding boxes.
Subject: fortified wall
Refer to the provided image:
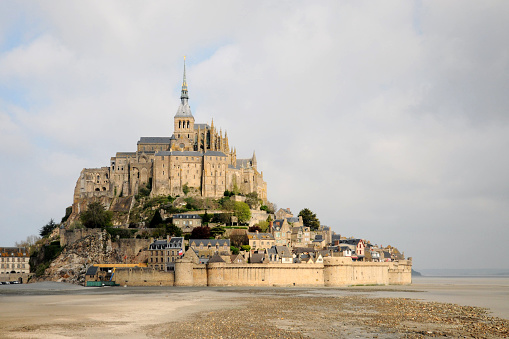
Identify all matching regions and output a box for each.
[113,257,412,287]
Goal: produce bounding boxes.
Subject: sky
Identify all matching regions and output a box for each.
[1,1,508,270]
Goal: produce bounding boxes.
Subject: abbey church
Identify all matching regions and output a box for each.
[73,61,267,206]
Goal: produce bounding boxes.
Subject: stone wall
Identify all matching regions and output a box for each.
[60,228,103,247]
[171,257,412,287]
[207,263,324,287]
[114,267,174,286]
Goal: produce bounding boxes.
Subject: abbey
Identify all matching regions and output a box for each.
[74,61,267,204]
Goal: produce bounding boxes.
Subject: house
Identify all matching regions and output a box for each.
[286,216,303,227]
[290,226,311,248]
[267,246,293,264]
[247,231,275,251]
[250,252,268,264]
[272,219,292,246]
[148,236,185,271]
[230,253,246,264]
[339,244,355,258]
[172,214,202,233]
[188,239,231,260]
[275,208,293,220]
[336,238,366,260]
[312,234,326,249]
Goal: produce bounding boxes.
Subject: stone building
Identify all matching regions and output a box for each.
[172,214,202,233]
[188,239,231,260]
[247,231,275,251]
[72,60,267,216]
[0,247,30,276]
[148,237,185,271]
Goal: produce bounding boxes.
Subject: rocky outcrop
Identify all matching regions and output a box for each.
[35,231,148,285]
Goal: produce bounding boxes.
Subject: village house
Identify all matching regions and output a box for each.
[267,246,293,264]
[188,239,231,261]
[247,231,275,251]
[172,214,202,233]
[290,226,311,248]
[272,219,291,246]
[148,236,185,271]
[275,208,293,220]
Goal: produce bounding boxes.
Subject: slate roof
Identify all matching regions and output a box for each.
[138,137,173,144]
[194,123,210,130]
[247,232,274,240]
[204,151,227,157]
[208,253,226,263]
[86,266,98,276]
[173,214,201,220]
[175,101,193,118]
[168,237,184,249]
[236,158,252,168]
[189,239,230,247]
[313,235,323,242]
[269,246,292,258]
[250,253,266,263]
[287,217,300,223]
[156,151,203,157]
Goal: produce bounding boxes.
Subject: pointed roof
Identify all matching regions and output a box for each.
[175,57,193,118]
[208,253,225,263]
[252,150,257,164]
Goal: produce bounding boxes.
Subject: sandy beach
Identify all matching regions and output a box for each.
[1,278,508,338]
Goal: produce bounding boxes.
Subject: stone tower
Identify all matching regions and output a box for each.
[173,57,196,151]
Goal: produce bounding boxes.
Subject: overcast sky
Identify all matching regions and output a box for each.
[1,1,508,270]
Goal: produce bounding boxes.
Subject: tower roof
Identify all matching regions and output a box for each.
[175,57,193,118]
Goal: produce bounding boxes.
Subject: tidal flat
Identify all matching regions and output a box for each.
[0,277,508,338]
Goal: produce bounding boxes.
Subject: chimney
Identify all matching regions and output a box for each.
[269,221,273,233]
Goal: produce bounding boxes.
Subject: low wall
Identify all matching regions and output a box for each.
[114,267,174,286]
[0,273,32,284]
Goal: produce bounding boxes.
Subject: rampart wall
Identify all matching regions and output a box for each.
[114,267,174,286]
[106,257,411,287]
[169,257,412,287]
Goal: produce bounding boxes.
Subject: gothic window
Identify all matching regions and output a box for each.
[179,121,181,128]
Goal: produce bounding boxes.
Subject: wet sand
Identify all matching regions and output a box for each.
[0,279,508,338]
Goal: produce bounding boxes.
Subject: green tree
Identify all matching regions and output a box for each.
[210,226,226,237]
[230,246,240,255]
[234,202,251,224]
[149,210,164,228]
[245,192,261,209]
[212,213,232,225]
[240,245,251,252]
[191,226,211,239]
[166,224,183,237]
[182,183,190,195]
[257,220,269,232]
[80,202,113,229]
[201,212,212,225]
[40,219,58,237]
[298,208,320,231]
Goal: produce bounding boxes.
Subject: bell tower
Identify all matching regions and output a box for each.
[173,57,196,150]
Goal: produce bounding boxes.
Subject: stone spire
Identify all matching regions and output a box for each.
[252,150,257,169]
[175,57,193,118]
[181,56,189,101]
